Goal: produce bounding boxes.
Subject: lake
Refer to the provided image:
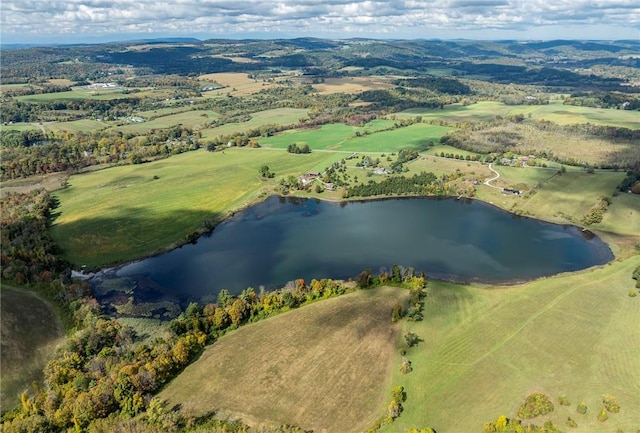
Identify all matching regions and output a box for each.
[91,195,613,306]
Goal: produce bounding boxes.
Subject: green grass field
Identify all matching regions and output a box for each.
[381,255,640,433]
[110,110,219,134]
[15,89,136,102]
[45,118,108,134]
[259,122,452,152]
[0,287,64,412]
[200,108,309,139]
[160,286,409,433]
[50,148,345,267]
[398,101,640,129]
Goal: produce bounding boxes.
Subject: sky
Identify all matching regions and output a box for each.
[1,0,639,45]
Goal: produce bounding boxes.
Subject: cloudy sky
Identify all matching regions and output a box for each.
[1,0,639,44]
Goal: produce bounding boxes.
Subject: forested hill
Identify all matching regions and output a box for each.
[2,38,639,91]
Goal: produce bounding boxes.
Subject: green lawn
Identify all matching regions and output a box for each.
[50,148,344,267]
[382,255,640,433]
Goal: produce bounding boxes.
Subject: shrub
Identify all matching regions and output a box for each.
[629,290,637,297]
[404,332,420,348]
[558,395,571,406]
[517,393,554,419]
[565,417,577,428]
[576,402,588,414]
[400,358,412,374]
[602,394,620,413]
[597,408,609,422]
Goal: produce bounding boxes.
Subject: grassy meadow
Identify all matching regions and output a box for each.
[259,122,452,152]
[398,101,640,129]
[50,148,345,267]
[381,255,640,433]
[312,76,396,95]
[200,108,309,139]
[160,286,409,433]
[0,287,64,411]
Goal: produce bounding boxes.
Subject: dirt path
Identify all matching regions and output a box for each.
[484,163,501,189]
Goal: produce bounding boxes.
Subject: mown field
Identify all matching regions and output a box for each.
[259,122,452,152]
[200,108,309,139]
[160,286,409,433]
[381,255,640,433]
[50,148,345,267]
[0,287,64,411]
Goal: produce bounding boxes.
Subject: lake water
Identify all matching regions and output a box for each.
[91,195,613,305]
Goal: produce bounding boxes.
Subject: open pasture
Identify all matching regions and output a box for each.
[312,76,396,95]
[0,122,40,132]
[50,148,344,267]
[15,88,134,102]
[398,101,640,129]
[259,122,451,153]
[382,255,640,433]
[111,109,218,134]
[200,108,309,139]
[45,118,108,134]
[160,286,408,433]
[198,72,279,96]
[0,287,64,412]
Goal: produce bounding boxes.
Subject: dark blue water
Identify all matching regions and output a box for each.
[91,196,613,305]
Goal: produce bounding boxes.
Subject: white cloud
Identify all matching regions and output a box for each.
[1,0,638,42]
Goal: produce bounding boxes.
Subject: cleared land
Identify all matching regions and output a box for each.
[200,108,309,139]
[160,286,409,433]
[0,287,64,411]
[259,122,452,152]
[50,148,345,267]
[398,101,640,129]
[312,76,396,95]
[381,255,640,433]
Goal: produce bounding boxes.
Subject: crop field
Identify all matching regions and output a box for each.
[0,287,64,411]
[398,101,640,129]
[50,148,345,267]
[160,286,409,433]
[381,255,640,433]
[312,76,396,95]
[200,108,309,139]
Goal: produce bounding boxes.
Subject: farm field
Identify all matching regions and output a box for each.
[200,108,309,139]
[50,148,345,267]
[45,118,108,134]
[15,88,135,102]
[109,109,218,134]
[398,101,640,129]
[0,287,64,411]
[259,122,452,152]
[160,286,409,433]
[312,76,396,95]
[381,254,640,433]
